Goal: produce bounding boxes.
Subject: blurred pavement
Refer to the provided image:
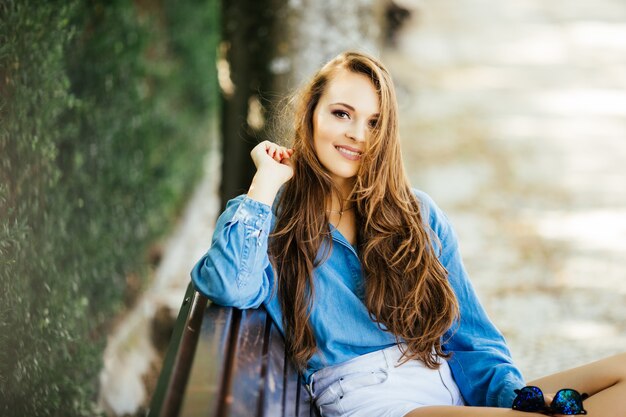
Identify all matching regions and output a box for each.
[385,0,626,380]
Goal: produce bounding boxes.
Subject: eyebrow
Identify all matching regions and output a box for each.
[331,102,380,117]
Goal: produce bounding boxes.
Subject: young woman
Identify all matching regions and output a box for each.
[191,51,626,417]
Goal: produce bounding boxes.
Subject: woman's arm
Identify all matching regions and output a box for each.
[191,195,274,308]
[415,190,525,408]
[441,226,525,408]
[191,141,293,308]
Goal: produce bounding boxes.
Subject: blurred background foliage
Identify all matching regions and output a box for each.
[0,0,219,415]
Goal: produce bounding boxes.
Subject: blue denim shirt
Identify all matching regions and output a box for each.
[191,189,525,408]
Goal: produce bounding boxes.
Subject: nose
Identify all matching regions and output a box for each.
[346,120,367,142]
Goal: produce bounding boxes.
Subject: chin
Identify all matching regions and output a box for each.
[329,172,358,184]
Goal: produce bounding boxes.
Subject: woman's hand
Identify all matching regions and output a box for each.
[247,141,294,206]
[250,140,294,183]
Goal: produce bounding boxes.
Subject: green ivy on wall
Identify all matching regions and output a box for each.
[0,1,219,415]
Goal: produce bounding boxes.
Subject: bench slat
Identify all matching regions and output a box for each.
[282,361,301,416]
[226,308,268,416]
[178,305,235,417]
[150,288,208,417]
[260,320,287,416]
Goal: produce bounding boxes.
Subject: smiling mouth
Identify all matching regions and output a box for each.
[335,146,362,160]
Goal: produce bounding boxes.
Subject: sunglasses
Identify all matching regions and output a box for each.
[512,386,588,415]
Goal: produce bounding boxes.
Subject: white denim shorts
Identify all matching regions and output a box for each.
[308,344,465,417]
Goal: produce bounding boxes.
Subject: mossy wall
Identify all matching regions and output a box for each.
[0,1,219,415]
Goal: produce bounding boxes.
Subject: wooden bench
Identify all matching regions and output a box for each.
[148,283,320,417]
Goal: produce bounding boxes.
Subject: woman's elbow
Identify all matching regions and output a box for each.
[190,260,265,308]
[191,259,235,303]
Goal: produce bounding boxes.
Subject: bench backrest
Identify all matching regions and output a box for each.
[148,283,319,417]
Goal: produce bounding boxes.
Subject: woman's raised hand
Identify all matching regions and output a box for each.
[247,141,294,206]
[250,140,294,182]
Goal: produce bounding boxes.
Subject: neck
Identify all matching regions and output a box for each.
[326,177,356,214]
[330,175,355,199]
[326,193,353,213]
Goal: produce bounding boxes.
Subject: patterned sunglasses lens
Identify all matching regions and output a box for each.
[551,389,589,415]
[512,386,546,412]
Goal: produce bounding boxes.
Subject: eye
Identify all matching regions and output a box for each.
[332,110,350,119]
[368,119,379,129]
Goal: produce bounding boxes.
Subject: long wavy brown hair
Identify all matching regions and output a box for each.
[269,51,459,370]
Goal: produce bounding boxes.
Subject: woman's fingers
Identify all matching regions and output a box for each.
[264,142,293,162]
[282,148,294,161]
[274,147,291,162]
[281,151,294,167]
[251,141,294,168]
[278,148,292,162]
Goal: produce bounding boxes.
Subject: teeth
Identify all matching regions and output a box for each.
[336,146,361,157]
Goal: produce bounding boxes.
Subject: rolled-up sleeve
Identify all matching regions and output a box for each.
[416,190,525,408]
[191,195,274,309]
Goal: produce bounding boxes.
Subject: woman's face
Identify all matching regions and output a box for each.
[312,69,380,189]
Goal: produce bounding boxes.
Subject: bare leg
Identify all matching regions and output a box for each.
[405,353,626,417]
[404,406,544,417]
[529,352,626,417]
